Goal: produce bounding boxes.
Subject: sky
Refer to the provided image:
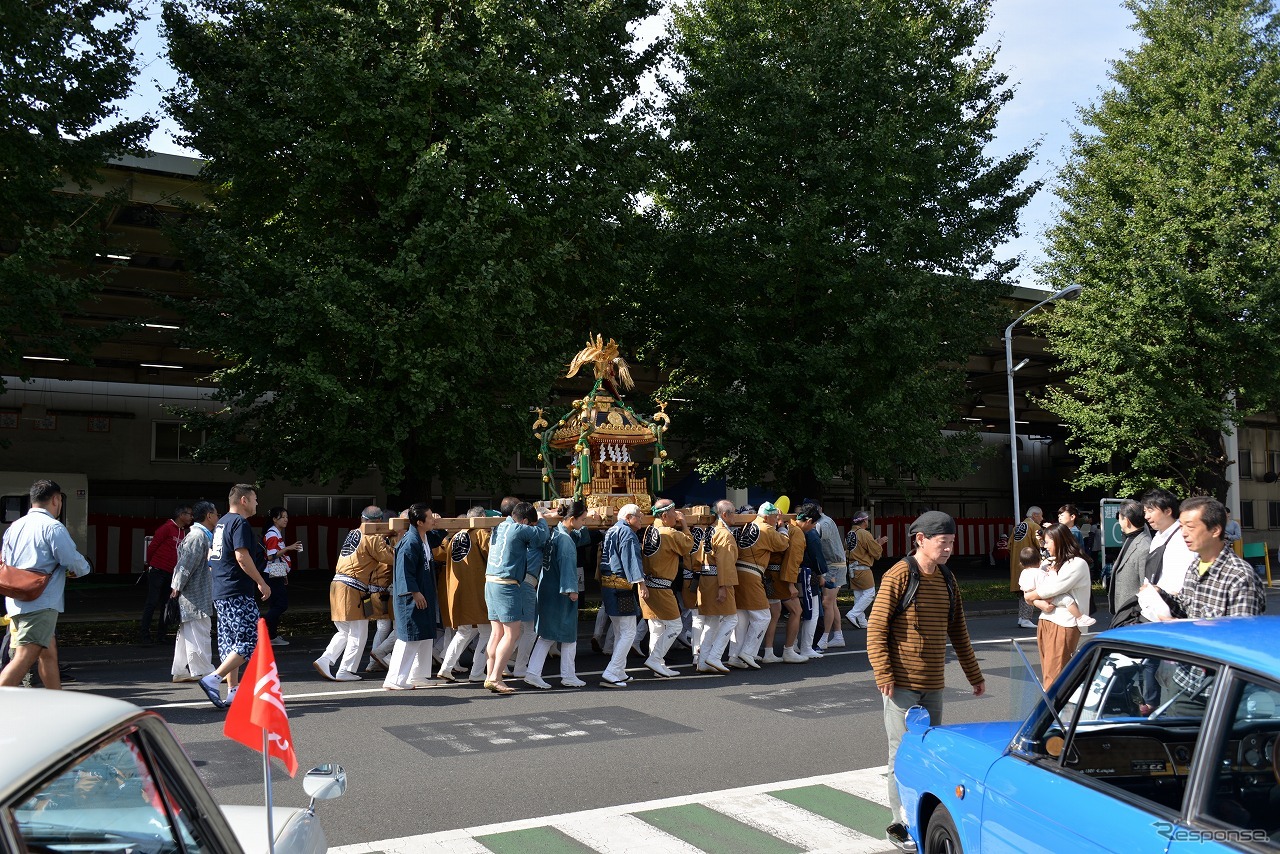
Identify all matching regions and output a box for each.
[116,0,1143,288]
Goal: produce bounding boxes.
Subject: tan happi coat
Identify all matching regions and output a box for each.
[640,519,693,621]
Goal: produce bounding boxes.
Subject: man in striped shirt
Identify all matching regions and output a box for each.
[867,510,984,847]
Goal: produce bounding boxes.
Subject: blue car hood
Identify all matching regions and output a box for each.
[923,720,1019,755]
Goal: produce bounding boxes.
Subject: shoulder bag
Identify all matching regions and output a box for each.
[0,561,53,602]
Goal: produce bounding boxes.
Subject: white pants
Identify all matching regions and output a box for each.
[369,618,395,667]
[593,608,609,641]
[849,586,876,624]
[321,620,369,676]
[693,613,737,667]
[679,607,694,642]
[603,616,636,681]
[527,637,579,682]
[172,616,214,678]
[798,589,821,653]
[729,609,770,660]
[646,618,682,667]
[384,638,433,688]
[601,616,646,655]
[439,625,491,679]
[435,627,452,660]
[512,620,536,676]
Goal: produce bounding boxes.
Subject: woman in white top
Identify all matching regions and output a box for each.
[1023,523,1092,687]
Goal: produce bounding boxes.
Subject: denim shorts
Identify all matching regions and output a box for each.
[823,564,849,589]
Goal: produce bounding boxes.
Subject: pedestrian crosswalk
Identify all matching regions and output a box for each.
[330,767,896,854]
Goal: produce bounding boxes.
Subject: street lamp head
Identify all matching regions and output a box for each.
[1053,283,1083,301]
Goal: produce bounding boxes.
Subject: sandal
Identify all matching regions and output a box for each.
[491,682,517,695]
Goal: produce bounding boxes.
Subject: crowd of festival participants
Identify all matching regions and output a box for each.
[305,494,890,695]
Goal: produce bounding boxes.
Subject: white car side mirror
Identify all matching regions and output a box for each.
[302,764,347,807]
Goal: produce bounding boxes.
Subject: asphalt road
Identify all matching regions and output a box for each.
[61,613,1049,849]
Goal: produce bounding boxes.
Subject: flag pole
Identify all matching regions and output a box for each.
[262,730,275,854]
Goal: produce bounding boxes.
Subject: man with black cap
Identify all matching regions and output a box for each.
[867,510,984,847]
[843,510,886,629]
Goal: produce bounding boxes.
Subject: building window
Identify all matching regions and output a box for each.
[1268,501,1280,529]
[1269,451,1280,478]
[152,422,208,462]
[283,495,376,518]
[1240,500,1255,529]
[1238,448,1253,480]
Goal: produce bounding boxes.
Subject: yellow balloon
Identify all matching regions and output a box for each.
[775,495,791,514]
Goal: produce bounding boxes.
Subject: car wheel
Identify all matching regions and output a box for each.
[923,804,963,854]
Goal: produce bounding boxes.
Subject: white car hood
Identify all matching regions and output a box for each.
[219,805,326,854]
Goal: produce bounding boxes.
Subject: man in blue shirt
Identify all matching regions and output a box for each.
[1,479,91,689]
[197,483,270,708]
[599,503,646,687]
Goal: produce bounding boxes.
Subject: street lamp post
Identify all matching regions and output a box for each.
[1005,284,1083,525]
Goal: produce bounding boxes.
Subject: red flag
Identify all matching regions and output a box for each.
[224,619,299,777]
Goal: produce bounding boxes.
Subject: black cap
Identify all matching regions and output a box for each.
[908,510,955,537]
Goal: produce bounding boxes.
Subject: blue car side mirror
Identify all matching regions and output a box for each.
[905,705,932,734]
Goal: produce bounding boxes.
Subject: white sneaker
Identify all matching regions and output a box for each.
[817,636,829,651]
[762,650,783,664]
[333,670,362,682]
[828,632,846,648]
[851,614,868,629]
[783,648,809,663]
[270,636,289,647]
[1076,615,1097,628]
[225,686,237,705]
[725,656,751,669]
[740,654,762,670]
[801,647,824,659]
[523,673,552,689]
[312,659,337,681]
[1017,618,1037,629]
[561,677,587,688]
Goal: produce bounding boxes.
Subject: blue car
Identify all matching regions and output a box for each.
[893,616,1280,853]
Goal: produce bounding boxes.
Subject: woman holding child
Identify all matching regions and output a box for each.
[1022,523,1093,687]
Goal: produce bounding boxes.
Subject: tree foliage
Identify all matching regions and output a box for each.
[161,0,658,491]
[0,0,153,383]
[632,0,1038,494]
[1038,0,1280,497]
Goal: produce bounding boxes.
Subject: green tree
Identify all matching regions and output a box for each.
[636,0,1037,496]
[161,0,658,493]
[1038,0,1280,497]
[0,0,153,383]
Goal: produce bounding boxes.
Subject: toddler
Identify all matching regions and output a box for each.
[1017,546,1095,628]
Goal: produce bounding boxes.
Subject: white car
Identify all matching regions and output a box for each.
[0,688,345,853]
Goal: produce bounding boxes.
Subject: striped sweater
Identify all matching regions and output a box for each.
[866,559,983,691]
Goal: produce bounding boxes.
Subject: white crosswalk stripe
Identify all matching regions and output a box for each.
[329,767,897,854]
[556,813,707,854]
[702,791,886,853]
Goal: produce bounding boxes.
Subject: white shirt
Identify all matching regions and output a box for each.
[1032,556,1091,628]
[1149,521,1195,596]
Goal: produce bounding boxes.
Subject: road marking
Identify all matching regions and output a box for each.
[769,785,891,838]
[702,792,878,853]
[329,767,896,854]
[634,803,804,854]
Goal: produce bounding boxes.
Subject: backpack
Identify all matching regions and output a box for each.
[892,555,957,623]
